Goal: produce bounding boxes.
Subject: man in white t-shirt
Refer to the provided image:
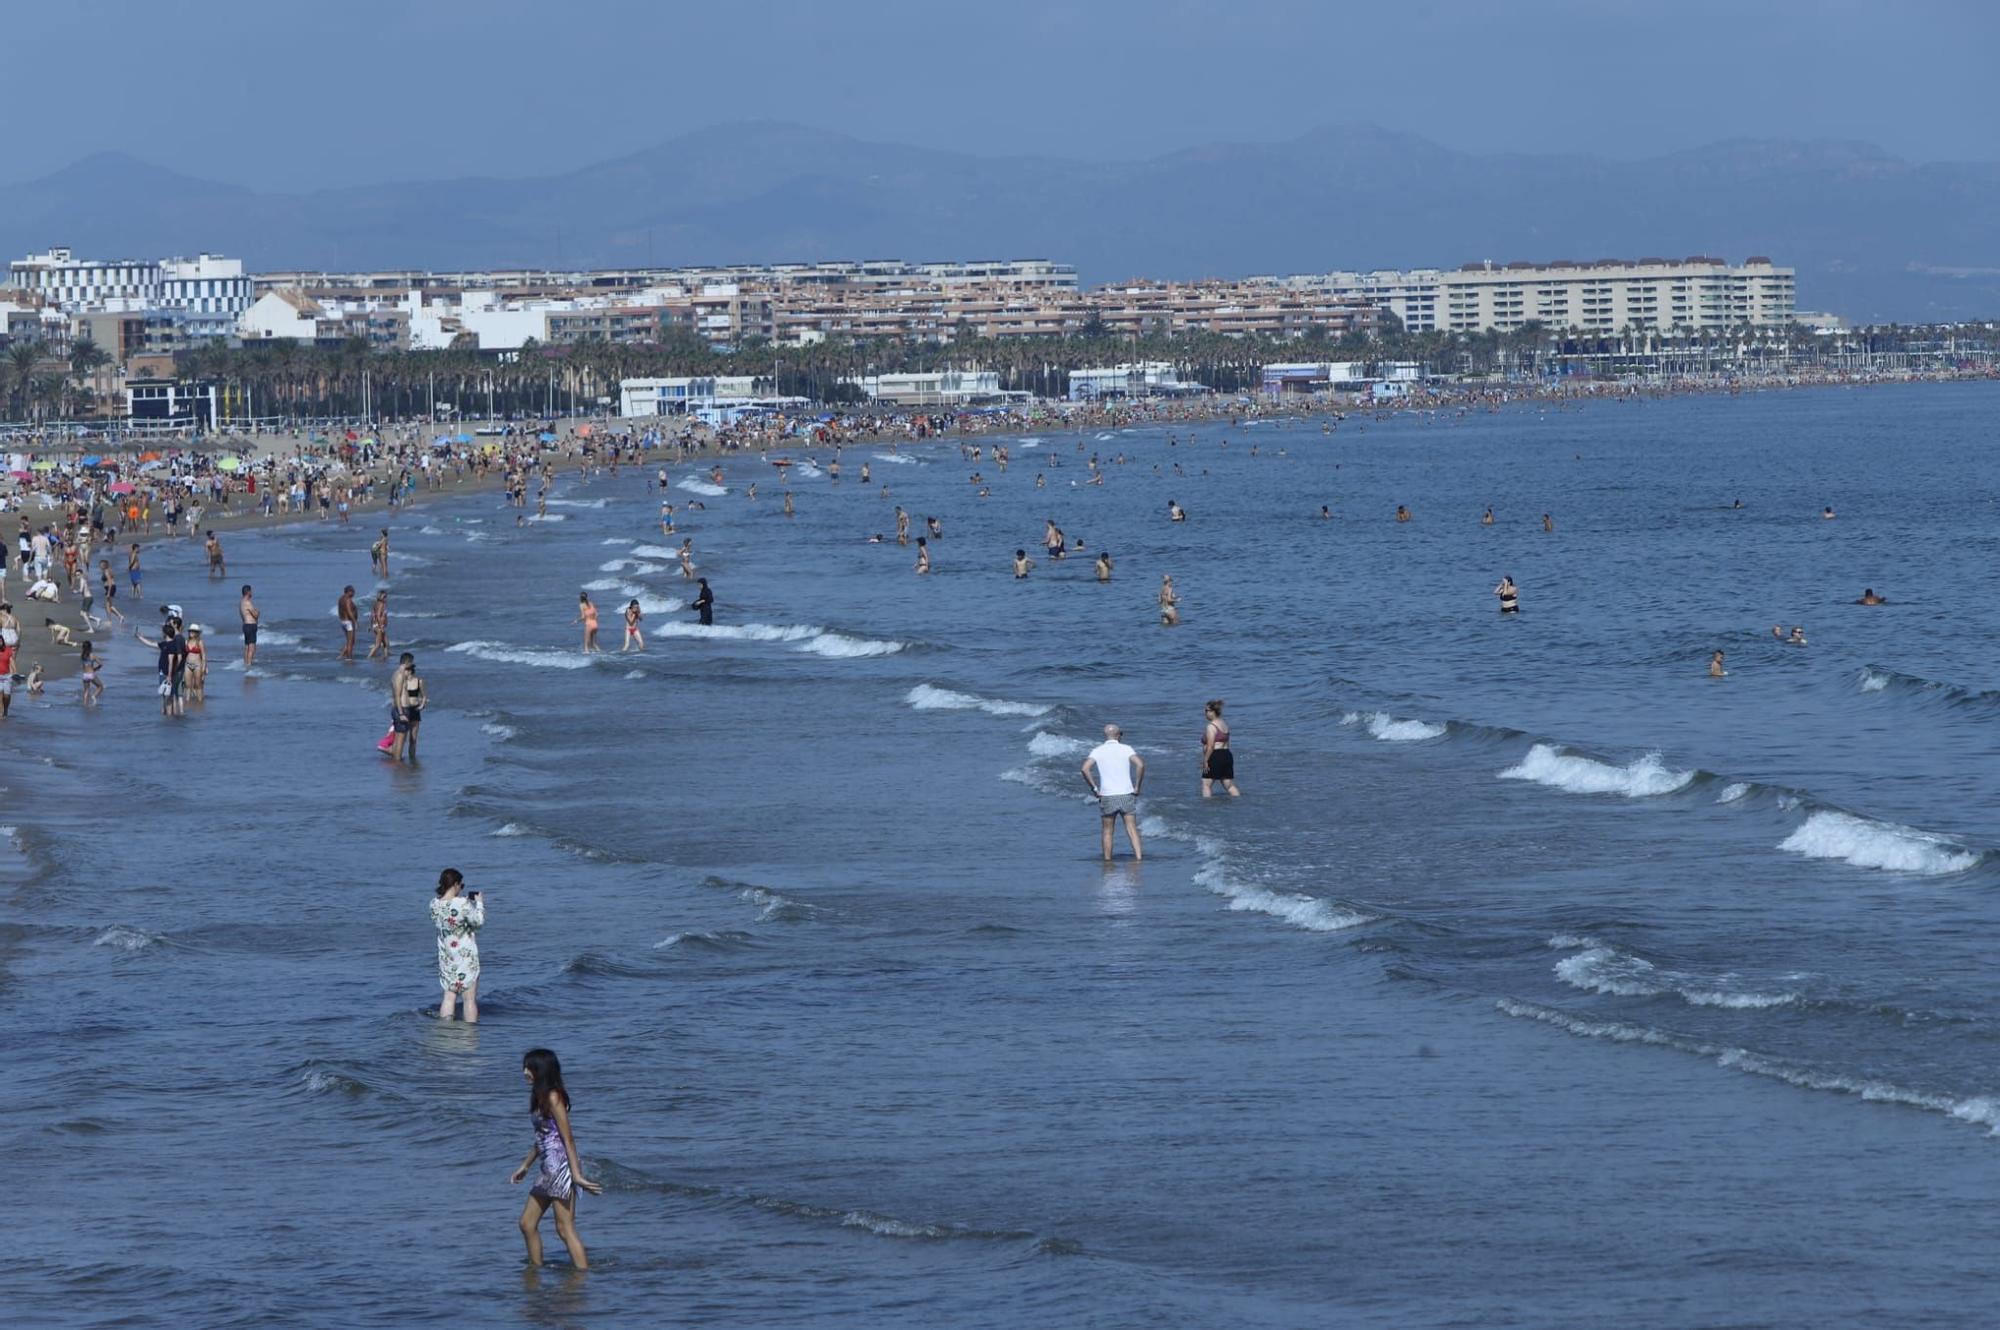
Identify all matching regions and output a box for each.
[1081,723,1146,862]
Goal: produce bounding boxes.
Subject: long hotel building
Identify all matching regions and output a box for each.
[1279,257,1795,333]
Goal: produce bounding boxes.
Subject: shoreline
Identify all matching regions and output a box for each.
[5,365,1991,697]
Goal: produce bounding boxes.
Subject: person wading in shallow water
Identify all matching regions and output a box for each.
[1081,724,1146,862]
[511,1048,603,1269]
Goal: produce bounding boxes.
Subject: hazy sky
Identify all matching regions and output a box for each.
[15,0,1996,189]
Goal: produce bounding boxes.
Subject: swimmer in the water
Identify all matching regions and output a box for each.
[1168,500,1187,522]
[1789,626,1807,645]
[1095,551,1112,582]
[1494,575,1519,614]
[1732,498,1744,509]
[914,537,931,575]
[1709,650,1727,678]
[1542,513,1555,533]
[1320,506,1331,520]
[1771,625,1786,640]
[1012,549,1033,579]
[1481,507,1494,525]
[1158,575,1180,627]
[1858,588,1885,605]
[1822,506,1836,519]
[1395,505,1412,523]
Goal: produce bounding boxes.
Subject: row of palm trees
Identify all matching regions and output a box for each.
[0,320,1987,426]
[0,338,110,422]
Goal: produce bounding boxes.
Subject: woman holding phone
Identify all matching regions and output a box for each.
[430,868,483,1022]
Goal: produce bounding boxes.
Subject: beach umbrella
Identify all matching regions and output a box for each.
[453,433,473,444]
[81,455,102,466]
[432,435,452,446]
[31,460,55,471]
[138,450,162,462]
[538,431,557,442]
[108,481,135,494]
[7,469,29,480]
[218,456,242,472]
[577,425,594,438]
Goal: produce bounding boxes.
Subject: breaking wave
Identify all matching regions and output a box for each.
[1499,744,1695,798]
[1496,999,2000,1135]
[1548,936,1799,1009]
[1777,810,1980,876]
[904,684,1052,718]
[1341,710,1447,742]
[445,640,595,670]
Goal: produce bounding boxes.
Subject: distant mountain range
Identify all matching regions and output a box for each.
[3,122,1997,323]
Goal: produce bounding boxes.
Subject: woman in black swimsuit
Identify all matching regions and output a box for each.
[1201,699,1240,798]
[1495,575,1520,614]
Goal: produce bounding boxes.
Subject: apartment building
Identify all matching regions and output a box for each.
[1282,257,1795,333]
[8,247,253,332]
[256,258,1078,301]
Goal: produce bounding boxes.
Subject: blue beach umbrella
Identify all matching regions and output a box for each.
[538,431,557,442]
[81,454,102,466]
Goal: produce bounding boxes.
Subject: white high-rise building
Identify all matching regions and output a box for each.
[1281,257,1796,334]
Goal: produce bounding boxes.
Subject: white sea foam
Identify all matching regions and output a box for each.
[582,577,626,592]
[388,552,432,564]
[525,513,567,523]
[257,630,302,647]
[419,524,446,535]
[1027,731,1087,758]
[649,622,820,644]
[492,823,531,837]
[601,537,636,546]
[1716,782,1752,803]
[1497,998,2000,1134]
[794,633,903,659]
[597,558,667,574]
[1550,940,1798,1009]
[623,669,645,679]
[629,544,678,559]
[904,684,1052,718]
[871,452,917,465]
[1353,712,1446,742]
[1860,669,1891,693]
[445,640,594,670]
[1191,846,1370,934]
[1777,810,1978,875]
[479,721,517,740]
[94,925,164,952]
[547,498,607,509]
[677,477,727,496]
[1499,744,1694,797]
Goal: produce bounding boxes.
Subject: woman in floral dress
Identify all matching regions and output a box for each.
[430,868,483,1022]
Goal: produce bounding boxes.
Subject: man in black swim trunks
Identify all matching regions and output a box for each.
[240,585,260,667]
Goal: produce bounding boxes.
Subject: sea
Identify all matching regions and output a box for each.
[5,380,1999,1328]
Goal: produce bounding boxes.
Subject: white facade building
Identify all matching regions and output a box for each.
[159,255,254,335]
[619,376,768,417]
[1067,362,1208,400]
[843,370,1003,407]
[9,247,162,310]
[8,248,251,338]
[1284,257,1796,333]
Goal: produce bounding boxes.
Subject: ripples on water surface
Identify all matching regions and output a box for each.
[7,383,2000,1327]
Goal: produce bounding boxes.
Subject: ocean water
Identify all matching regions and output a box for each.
[7,381,2000,1327]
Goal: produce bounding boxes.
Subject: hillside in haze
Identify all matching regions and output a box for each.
[4,123,1997,322]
